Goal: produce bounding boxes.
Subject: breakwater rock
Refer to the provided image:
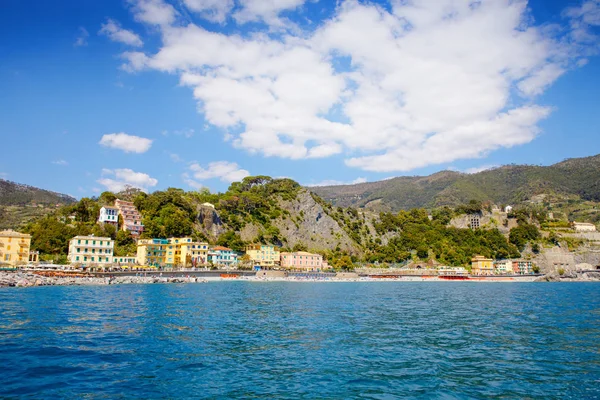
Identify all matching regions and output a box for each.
[0,272,207,288]
[536,270,600,282]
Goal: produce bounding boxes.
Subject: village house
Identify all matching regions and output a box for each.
[280,251,327,271]
[207,246,238,268]
[98,206,119,226]
[246,244,280,268]
[0,230,38,266]
[114,199,144,236]
[512,259,533,275]
[67,235,114,265]
[471,255,494,275]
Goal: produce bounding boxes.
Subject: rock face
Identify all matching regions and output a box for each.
[196,205,225,239]
[448,210,516,234]
[276,189,360,253]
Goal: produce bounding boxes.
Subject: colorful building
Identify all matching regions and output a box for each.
[208,246,238,267]
[98,206,119,226]
[68,235,114,265]
[0,230,37,266]
[137,238,169,266]
[493,259,513,274]
[471,255,494,275]
[165,237,209,267]
[280,251,325,271]
[512,259,533,275]
[115,199,144,236]
[246,244,280,268]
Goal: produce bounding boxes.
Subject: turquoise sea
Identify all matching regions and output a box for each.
[1,282,599,399]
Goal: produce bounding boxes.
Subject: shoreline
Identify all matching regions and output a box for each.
[1,271,598,287]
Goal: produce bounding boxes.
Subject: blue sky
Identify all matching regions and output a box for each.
[1,0,599,197]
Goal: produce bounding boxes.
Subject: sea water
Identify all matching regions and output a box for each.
[1,282,599,399]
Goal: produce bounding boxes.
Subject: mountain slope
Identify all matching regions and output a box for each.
[0,179,76,229]
[309,154,600,211]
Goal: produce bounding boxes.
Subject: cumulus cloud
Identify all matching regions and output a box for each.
[131,0,177,26]
[183,0,234,24]
[307,177,367,187]
[52,160,68,166]
[74,27,89,47]
[99,132,153,153]
[99,19,143,47]
[233,0,307,26]
[188,161,250,183]
[98,168,158,192]
[120,0,598,172]
[161,128,195,138]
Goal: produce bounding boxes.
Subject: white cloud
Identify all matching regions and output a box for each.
[308,177,367,187]
[188,161,250,183]
[99,132,153,153]
[52,160,68,166]
[97,168,158,192]
[120,0,598,173]
[233,0,307,27]
[99,19,143,47]
[464,165,499,174]
[183,0,234,24]
[74,27,89,47]
[131,0,177,26]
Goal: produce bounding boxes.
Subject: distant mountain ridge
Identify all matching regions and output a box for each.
[0,179,76,206]
[309,154,600,211]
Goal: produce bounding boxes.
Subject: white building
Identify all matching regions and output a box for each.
[68,235,114,265]
[505,205,513,213]
[98,206,118,225]
[493,259,513,274]
[573,222,597,232]
[202,202,215,209]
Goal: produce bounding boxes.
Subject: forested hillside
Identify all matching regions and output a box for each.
[0,179,76,230]
[310,154,600,211]
[21,176,548,269]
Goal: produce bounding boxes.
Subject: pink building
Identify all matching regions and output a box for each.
[280,251,327,271]
[115,199,144,236]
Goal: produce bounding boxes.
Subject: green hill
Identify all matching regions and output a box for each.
[309,154,600,211]
[0,179,76,230]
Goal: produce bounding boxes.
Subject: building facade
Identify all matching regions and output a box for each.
[493,259,513,274]
[207,246,238,267]
[98,206,119,226]
[246,244,280,268]
[68,236,114,265]
[512,259,533,275]
[471,255,494,275]
[115,199,144,236]
[280,251,325,271]
[573,222,597,232]
[166,237,209,267]
[0,230,37,266]
[137,238,169,266]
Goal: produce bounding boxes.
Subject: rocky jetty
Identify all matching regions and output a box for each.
[0,272,207,288]
[536,270,600,282]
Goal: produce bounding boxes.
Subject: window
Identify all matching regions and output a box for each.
[78,240,81,244]
[91,257,94,261]
[76,256,80,261]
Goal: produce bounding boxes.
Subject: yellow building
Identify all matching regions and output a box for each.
[0,230,37,266]
[165,237,208,267]
[245,244,280,268]
[471,255,494,275]
[137,238,169,266]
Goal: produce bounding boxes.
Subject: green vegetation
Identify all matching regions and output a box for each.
[310,153,600,211]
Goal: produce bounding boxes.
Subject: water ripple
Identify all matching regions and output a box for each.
[0,282,599,398]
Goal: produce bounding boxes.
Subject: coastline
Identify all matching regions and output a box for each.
[1,270,598,287]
